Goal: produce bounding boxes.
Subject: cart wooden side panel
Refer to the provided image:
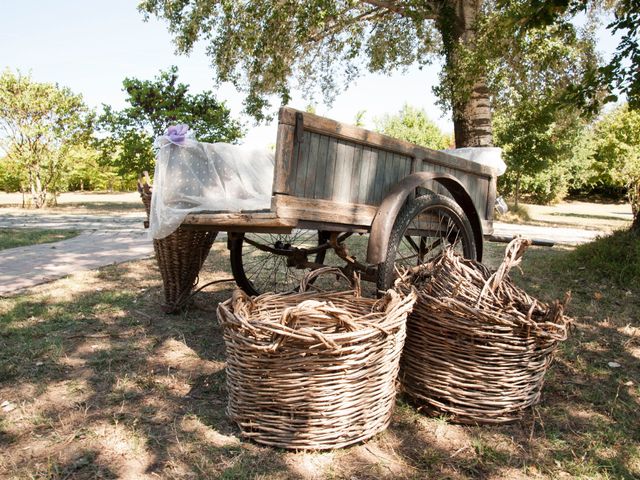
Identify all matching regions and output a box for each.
[273,107,497,234]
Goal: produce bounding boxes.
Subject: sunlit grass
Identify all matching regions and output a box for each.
[0,228,79,250]
[563,229,640,287]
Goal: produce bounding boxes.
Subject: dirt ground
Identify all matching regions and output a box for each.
[0,193,637,479]
[1,238,638,479]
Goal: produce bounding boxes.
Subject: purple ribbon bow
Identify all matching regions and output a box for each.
[166,124,189,145]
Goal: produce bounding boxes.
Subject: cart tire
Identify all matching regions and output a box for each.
[230,230,330,296]
[376,193,476,292]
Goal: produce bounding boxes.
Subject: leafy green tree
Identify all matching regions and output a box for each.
[585,105,640,230]
[98,66,243,178]
[498,0,640,112]
[375,104,451,149]
[489,22,597,206]
[63,144,126,192]
[0,70,92,208]
[0,155,25,193]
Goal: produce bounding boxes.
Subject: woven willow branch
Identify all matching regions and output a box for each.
[397,237,573,424]
[217,267,417,449]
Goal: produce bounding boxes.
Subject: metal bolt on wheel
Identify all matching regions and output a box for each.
[229,230,329,296]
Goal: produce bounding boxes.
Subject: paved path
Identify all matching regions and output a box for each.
[0,210,146,231]
[0,206,154,295]
[0,230,154,296]
[492,222,604,246]
[0,200,612,295]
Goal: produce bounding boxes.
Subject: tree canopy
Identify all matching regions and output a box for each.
[139,0,495,147]
[0,70,92,207]
[489,21,597,205]
[140,0,628,151]
[583,104,640,229]
[97,66,243,177]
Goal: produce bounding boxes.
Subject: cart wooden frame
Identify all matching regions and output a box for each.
[177,106,498,294]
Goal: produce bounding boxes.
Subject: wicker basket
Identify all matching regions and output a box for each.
[397,238,571,424]
[138,175,216,313]
[216,268,417,450]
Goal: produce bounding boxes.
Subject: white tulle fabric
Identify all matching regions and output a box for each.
[443,147,507,176]
[149,137,274,239]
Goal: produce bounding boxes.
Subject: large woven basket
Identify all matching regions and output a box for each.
[397,238,571,424]
[138,175,216,313]
[216,268,417,450]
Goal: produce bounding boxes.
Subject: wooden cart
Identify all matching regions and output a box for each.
[168,106,497,298]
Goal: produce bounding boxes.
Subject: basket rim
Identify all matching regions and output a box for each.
[218,289,415,346]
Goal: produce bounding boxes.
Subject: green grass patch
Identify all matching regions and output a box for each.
[0,228,79,250]
[562,229,640,286]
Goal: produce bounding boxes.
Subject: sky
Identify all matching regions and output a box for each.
[1,1,621,148]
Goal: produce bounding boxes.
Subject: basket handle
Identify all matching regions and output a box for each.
[373,288,402,314]
[299,266,361,296]
[268,299,362,351]
[231,288,257,319]
[478,237,532,303]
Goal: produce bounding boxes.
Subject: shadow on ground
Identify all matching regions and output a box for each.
[0,242,638,479]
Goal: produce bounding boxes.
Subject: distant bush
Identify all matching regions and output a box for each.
[0,159,23,193]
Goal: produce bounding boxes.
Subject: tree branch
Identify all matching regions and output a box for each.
[360,0,439,19]
[308,7,387,43]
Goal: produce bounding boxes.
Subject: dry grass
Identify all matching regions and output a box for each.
[0,192,143,217]
[0,239,638,479]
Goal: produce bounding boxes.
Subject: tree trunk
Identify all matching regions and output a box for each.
[439,0,493,148]
[29,167,47,209]
[630,180,640,233]
[453,82,493,147]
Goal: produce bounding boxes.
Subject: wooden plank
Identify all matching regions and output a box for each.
[287,132,311,195]
[322,137,339,200]
[404,155,413,178]
[273,194,378,228]
[183,225,294,234]
[273,123,296,194]
[332,140,355,203]
[357,146,376,205]
[349,144,364,204]
[301,132,320,197]
[183,211,298,229]
[278,106,496,177]
[381,151,398,201]
[370,149,387,205]
[312,134,331,199]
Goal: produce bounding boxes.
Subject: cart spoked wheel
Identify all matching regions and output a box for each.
[376,193,476,291]
[230,230,331,296]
